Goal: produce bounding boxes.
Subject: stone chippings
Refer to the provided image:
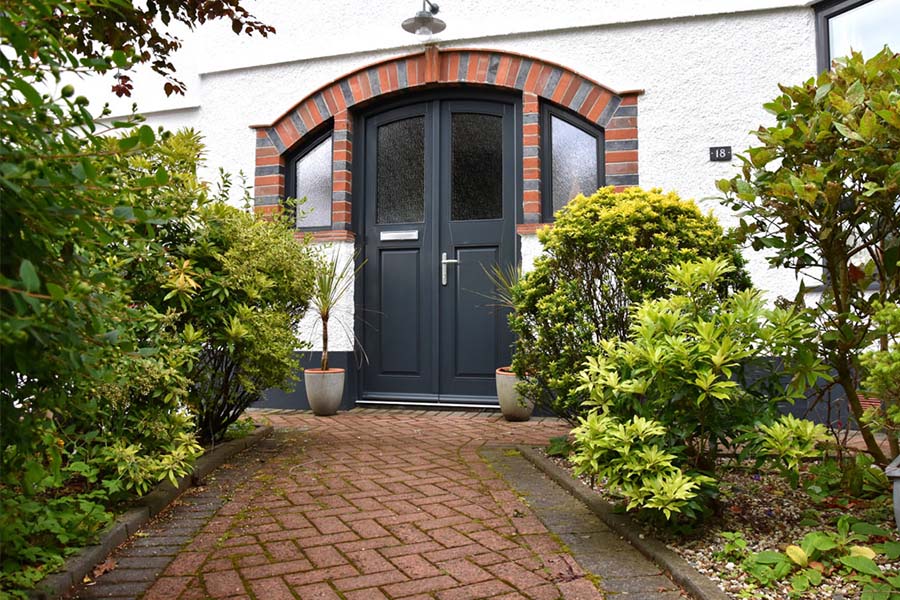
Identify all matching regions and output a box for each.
[68,409,685,599]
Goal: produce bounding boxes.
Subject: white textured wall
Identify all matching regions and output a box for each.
[299,241,357,352]
[79,2,825,330]
[519,234,543,275]
[80,0,811,118]
[466,7,817,301]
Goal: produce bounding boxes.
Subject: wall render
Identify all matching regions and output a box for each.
[135,6,820,351]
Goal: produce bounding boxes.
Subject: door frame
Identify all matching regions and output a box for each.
[352,87,523,407]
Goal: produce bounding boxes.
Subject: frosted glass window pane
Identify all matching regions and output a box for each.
[377,117,425,224]
[829,0,900,62]
[295,135,333,228]
[551,115,598,213]
[451,113,502,221]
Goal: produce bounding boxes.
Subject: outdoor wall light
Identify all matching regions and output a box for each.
[401,0,446,37]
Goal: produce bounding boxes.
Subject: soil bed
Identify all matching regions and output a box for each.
[546,452,899,600]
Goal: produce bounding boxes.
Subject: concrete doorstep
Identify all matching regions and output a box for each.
[28,426,274,600]
[515,445,729,600]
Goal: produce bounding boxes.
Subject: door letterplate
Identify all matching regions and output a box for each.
[441,252,459,286]
[380,230,419,241]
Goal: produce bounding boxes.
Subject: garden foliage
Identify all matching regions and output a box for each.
[860,302,900,446]
[571,413,715,521]
[0,0,281,594]
[718,47,900,464]
[736,517,900,597]
[577,259,827,472]
[510,186,749,422]
[752,414,829,488]
[131,193,317,443]
[572,259,829,520]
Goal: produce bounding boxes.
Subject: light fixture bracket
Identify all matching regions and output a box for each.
[402,0,446,36]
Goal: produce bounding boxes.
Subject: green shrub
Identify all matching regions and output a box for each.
[0,1,273,595]
[754,414,829,487]
[577,259,828,473]
[571,412,715,521]
[133,200,317,443]
[718,47,900,464]
[740,517,898,597]
[510,186,749,422]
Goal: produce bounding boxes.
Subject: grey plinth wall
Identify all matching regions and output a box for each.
[255,351,358,411]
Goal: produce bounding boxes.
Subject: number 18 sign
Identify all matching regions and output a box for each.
[709,146,732,161]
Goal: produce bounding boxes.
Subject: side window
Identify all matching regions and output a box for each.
[541,104,604,221]
[815,0,900,72]
[290,131,333,229]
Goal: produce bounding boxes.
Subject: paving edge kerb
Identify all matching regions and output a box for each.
[28,425,274,600]
[517,445,730,600]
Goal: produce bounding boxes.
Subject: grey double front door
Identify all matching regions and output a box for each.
[360,96,518,405]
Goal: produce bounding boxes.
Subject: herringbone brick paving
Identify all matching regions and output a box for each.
[77,409,614,599]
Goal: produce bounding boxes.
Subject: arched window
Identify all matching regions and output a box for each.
[541,103,604,221]
[287,128,333,229]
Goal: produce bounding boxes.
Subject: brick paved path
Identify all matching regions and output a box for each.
[77,409,617,599]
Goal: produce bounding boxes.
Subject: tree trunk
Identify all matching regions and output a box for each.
[835,357,889,466]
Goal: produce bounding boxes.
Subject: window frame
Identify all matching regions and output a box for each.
[285,125,334,231]
[540,102,605,222]
[814,0,877,72]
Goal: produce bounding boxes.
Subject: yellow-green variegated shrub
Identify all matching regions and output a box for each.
[510,187,749,422]
[571,412,715,521]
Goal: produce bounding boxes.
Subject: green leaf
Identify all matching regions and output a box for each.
[839,554,882,577]
[111,49,128,68]
[874,541,900,560]
[852,522,892,538]
[118,135,139,151]
[139,125,155,146]
[155,167,169,185]
[846,79,865,106]
[814,82,833,104]
[13,79,43,107]
[858,110,879,139]
[46,283,65,301]
[755,550,787,565]
[19,259,40,292]
[834,122,864,142]
[791,572,809,592]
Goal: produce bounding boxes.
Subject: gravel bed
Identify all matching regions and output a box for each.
[546,452,899,599]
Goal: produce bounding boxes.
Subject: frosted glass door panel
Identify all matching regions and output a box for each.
[376,117,425,224]
[451,113,502,221]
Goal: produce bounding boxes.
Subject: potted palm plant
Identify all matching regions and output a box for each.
[305,249,363,416]
[484,264,534,422]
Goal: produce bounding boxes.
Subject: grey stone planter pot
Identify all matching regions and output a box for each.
[304,368,345,416]
[496,367,534,422]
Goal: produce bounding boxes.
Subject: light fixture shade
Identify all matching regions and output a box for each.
[402,10,446,36]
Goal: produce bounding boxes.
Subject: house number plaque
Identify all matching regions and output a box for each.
[709,146,732,161]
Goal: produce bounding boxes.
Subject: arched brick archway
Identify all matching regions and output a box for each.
[251,46,641,239]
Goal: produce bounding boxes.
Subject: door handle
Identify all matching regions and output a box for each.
[441,252,459,286]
